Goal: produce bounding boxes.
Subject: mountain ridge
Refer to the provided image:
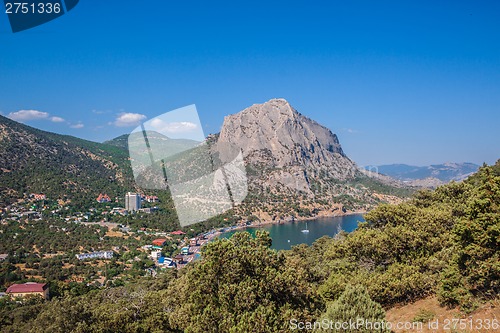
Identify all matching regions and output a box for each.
[367,162,480,187]
[0,114,134,206]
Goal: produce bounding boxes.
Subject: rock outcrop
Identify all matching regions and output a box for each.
[218,98,357,193]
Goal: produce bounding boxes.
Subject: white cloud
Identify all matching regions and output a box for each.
[50,116,65,123]
[4,109,89,132]
[8,110,49,122]
[148,119,198,134]
[70,123,84,129]
[113,113,147,127]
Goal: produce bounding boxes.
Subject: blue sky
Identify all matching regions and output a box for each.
[0,1,499,166]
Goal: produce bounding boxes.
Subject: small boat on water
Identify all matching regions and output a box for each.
[301,222,310,233]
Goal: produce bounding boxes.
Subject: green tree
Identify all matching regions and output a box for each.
[316,284,389,332]
[166,230,320,333]
[438,165,500,310]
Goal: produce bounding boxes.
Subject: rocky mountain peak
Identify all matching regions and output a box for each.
[225,98,302,131]
[219,98,349,168]
[251,98,297,118]
[218,99,358,194]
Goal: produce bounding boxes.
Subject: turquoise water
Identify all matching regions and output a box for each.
[220,214,365,251]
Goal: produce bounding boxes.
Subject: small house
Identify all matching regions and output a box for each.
[158,257,176,268]
[6,282,49,300]
[189,238,198,246]
[173,254,184,264]
[150,250,162,259]
[30,193,46,201]
[96,193,111,203]
[152,239,167,247]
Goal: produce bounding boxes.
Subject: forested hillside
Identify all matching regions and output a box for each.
[1,160,498,332]
[0,115,134,208]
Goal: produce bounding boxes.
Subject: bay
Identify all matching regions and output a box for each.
[220,214,365,251]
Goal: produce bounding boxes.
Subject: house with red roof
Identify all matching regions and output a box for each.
[170,230,186,235]
[30,193,46,201]
[141,195,159,203]
[96,193,111,203]
[6,282,49,300]
[152,239,167,247]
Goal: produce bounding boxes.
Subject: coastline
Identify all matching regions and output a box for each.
[247,209,366,228]
[202,209,367,242]
[181,210,367,265]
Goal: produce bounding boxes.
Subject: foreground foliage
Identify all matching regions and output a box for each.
[311,161,500,312]
[317,284,389,332]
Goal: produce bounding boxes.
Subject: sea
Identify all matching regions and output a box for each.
[219,214,365,251]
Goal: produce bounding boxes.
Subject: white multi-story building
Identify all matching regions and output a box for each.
[75,251,114,261]
[125,192,141,212]
[150,250,162,259]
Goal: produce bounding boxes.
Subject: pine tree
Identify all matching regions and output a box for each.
[317,284,389,332]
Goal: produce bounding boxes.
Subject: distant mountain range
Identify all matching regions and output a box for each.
[365,163,480,187]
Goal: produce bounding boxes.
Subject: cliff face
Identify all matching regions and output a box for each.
[218,98,357,193]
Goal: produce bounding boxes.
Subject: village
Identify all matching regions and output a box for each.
[0,190,239,300]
